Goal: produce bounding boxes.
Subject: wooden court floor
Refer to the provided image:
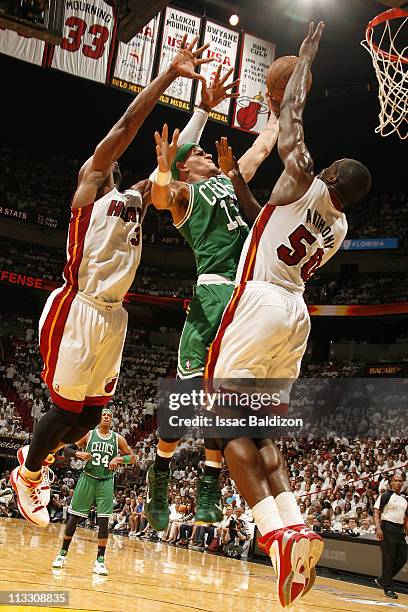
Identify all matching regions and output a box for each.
[0,519,407,612]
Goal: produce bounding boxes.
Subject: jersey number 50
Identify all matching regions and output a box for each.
[277,224,324,282]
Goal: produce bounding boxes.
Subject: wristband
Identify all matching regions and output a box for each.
[123,455,132,465]
[155,170,171,186]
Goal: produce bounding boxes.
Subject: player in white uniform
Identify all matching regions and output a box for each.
[10,35,212,528]
[205,23,372,608]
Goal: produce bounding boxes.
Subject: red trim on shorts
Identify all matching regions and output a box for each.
[205,205,276,386]
[84,396,112,407]
[50,389,84,414]
[204,283,246,386]
[40,205,94,409]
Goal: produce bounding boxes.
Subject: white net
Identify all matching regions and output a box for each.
[361,9,408,140]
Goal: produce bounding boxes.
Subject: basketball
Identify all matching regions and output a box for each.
[266,55,313,102]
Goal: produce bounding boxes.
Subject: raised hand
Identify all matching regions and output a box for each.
[199,65,240,111]
[216,137,239,176]
[154,124,180,173]
[170,34,212,84]
[299,21,325,63]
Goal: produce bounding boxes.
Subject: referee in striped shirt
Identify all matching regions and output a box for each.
[374,474,408,599]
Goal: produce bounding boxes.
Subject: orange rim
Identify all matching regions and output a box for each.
[365,8,408,65]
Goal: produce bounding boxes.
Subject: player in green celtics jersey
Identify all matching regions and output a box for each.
[52,408,135,576]
[145,106,279,532]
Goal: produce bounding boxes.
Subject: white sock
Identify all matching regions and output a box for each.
[251,496,283,536]
[205,460,222,469]
[275,491,304,528]
[157,448,174,458]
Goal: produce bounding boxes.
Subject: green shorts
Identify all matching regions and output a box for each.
[177,283,235,379]
[69,472,114,518]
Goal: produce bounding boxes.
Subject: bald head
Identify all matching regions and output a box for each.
[319,158,372,208]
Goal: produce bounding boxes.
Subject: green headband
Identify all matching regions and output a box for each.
[102,408,113,417]
[171,143,197,180]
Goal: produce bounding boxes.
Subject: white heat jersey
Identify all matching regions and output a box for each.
[236,177,348,293]
[63,187,144,303]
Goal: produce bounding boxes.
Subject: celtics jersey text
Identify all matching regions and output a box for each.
[84,428,118,479]
[175,175,249,280]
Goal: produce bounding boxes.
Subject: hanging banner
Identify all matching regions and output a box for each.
[51,0,116,83]
[0,27,46,65]
[157,7,202,112]
[232,33,275,134]
[111,14,160,95]
[195,20,240,124]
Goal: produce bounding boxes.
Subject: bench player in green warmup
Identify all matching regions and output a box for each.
[146,103,279,531]
[52,407,135,575]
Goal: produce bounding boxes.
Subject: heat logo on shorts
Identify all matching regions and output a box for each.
[104,377,118,394]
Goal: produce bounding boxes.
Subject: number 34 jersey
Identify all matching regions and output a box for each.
[175,175,249,280]
[84,428,119,480]
[64,187,144,303]
[236,178,348,293]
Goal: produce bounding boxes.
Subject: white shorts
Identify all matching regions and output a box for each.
[206,281,310,387]
[39,287,128,413]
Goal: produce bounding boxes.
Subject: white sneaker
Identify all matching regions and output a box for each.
[52,553,67,568]
[93,559,108,575]
[10,467,49,527]
[17,445,55,507]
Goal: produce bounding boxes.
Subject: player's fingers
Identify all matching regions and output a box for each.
[187,35,199,51]
[226,92,240,99]
[154,131,161,145]
[220,67,234,84]
[193,42,210,57]
[307,22,314,39]
[162,123,168,141]
[195,57,212,66]
[225,78,240,91]
[213,64,222,82]
[172,128,180,145]
[180,33,188,49]
[215,141,220,154]
[220,136,228,150]
[313,21,325,41]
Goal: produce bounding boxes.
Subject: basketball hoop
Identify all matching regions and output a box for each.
[361,8,408,139]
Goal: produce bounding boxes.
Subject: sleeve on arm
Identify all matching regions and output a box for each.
[178,107,209,146]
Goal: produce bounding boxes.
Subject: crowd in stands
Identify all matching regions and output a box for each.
[1,146,407,243]
[306,271,408,305]
[1,237,407,305]
[0,312,407,559]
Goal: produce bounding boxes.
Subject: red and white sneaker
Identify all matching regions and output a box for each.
[258,528,310,608]
[10,467,50,527]
[17,445,55,507]
[289,524,324,597]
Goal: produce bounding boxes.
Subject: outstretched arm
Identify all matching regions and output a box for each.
[149,66,240,180]
[73,35,211,208]
[238,94,280,183]
[271,21,324,206]
[217,137,261,223]
[179,65,240,143]
[151,124,190,226]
